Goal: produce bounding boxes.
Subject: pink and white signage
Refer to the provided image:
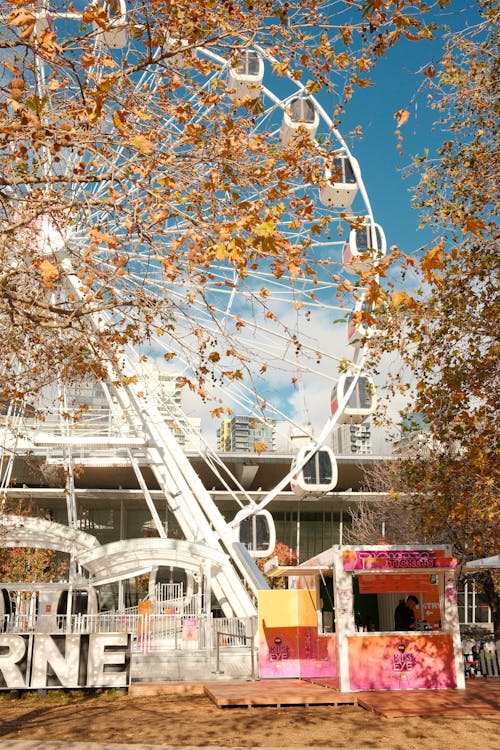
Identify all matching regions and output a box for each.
[348,634,457,691]
[343,549,457,572]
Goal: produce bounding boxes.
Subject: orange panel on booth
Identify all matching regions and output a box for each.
[258,590,337,680]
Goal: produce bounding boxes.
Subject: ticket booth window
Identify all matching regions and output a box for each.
[353,572,443,632]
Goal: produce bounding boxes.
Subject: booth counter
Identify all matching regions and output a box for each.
[259,545,465,691]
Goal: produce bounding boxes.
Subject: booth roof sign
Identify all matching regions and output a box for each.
[343,549,457,572]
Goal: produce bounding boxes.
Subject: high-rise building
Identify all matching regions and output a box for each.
[137,365,202,451]
[38,365,202,450]
[332,422,372,455]
[217,415,276,452]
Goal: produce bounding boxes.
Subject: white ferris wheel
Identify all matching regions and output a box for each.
[0,1,386,619]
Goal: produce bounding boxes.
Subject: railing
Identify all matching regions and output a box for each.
[153,597,199,617]
[212,617,254,648]
[155,582,183,602]
[213,620,257,680]
[1,612,257,656]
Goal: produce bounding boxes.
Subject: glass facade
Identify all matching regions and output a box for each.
[273,510,345,564]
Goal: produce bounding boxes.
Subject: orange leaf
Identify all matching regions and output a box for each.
[37,259,59,289]
[9,9,36,39]
[394,109,410,127]
[113,110,129,136]
[130,135,155,154]
[463,217,486,237]
[392,290,416,309]
[420,239,444,282]
[253,441,268,455]
[37,29,62,59]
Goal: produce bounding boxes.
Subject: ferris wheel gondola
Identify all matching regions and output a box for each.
[235,509,276,558]
[330,372,376,424]
[320,154,360,209]
[93,0,128,49]
[228,49,264,100]
[342,218,387,274]
[280,96,319,146]
[290,445,338,498]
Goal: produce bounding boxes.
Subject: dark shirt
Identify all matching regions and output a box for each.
[394,601,416,631]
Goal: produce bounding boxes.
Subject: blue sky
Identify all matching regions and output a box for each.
[327,2,480,263]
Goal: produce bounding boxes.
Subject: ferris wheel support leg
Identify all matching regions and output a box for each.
[61,270,259,617]
[127,450,167,539]
[145,454,256,618]
[143,418,266,612]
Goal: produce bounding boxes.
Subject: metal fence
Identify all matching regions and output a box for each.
[1,612,257,655]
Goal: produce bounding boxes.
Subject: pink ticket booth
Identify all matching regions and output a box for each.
[258,545,465,691]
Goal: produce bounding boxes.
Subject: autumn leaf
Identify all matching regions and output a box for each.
[37,259,60,289]
[37,30,62,59]
[253,441,268,455]
[255,220,276,236]
[462,217,486,237]
[9,75,24,101]
[46,78,61,92]
[394,109,410,127]
[130,135,155,155]
[422,64,436,78]
[391,290,416,309]
[339,279,352,292]
[113,110,129,136]
[420,239,444,282]
[81,6,107,27]
[9,8,36,39]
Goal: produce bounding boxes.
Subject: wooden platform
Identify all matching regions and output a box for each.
[203,677,500,716]
[204,678,356,708]
[357,678,500,717]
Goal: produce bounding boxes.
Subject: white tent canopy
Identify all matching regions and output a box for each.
[464,555,500,571]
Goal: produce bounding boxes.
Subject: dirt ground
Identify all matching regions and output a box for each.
[0,691,498,750]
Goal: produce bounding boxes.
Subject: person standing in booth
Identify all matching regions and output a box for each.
[394,595,419,630]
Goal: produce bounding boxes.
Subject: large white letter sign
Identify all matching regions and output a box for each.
[31,634,81,688]
[0,633,131,689]
[87,633,129,688]
[0,634,28,689]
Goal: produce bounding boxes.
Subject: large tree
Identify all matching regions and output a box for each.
[374,0,499,638]
[0,0,445,405]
